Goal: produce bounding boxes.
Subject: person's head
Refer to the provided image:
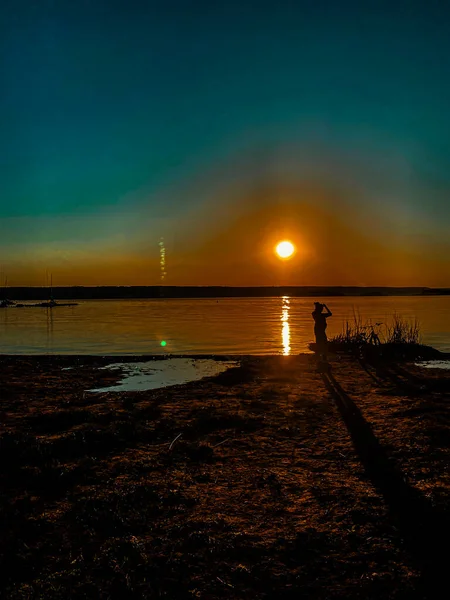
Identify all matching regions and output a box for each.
[314,302,323,312]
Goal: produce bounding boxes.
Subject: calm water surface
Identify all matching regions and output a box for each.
[1,297,449,355]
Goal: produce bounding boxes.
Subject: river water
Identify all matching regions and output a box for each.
[0,296,449,355]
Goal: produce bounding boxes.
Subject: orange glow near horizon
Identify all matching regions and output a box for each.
[2,185,448,287]
[276,240,295,259]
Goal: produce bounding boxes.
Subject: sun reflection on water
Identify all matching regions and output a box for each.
[281,296,291,355]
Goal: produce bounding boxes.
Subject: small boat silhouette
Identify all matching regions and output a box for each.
[0,276,17,307]
[0,273,78,307]
[23,273,79,307]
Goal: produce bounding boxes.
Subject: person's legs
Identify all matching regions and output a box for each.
[315,331,328,362]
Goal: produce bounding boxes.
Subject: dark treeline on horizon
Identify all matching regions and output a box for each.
[2,286,449,301]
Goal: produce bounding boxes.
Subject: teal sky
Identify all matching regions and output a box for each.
[1,0,449,285]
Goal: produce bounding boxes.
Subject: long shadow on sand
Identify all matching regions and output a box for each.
[322,370,448,598]
[360,356,450,396]
[356,357,384,385]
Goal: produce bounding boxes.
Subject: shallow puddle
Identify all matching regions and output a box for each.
[88,358,238,392]
[415,360,450,370]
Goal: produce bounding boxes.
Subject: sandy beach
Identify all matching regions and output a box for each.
[1,354,449,599]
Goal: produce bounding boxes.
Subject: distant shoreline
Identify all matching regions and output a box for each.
[2,285,449,301]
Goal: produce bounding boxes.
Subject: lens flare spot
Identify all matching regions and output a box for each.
[160,340,167,347]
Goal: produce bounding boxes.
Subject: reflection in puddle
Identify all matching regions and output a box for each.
[88,358,238,392]
[415,361,450,370]
[281,296,291,356]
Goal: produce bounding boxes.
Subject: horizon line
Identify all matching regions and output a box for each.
[3,285,449,290]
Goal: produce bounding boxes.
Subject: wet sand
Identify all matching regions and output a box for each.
[1,354,449,599]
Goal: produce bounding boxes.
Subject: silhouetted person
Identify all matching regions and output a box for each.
[312,302,332,360]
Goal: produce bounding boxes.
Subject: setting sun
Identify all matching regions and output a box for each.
[275,240,295,259]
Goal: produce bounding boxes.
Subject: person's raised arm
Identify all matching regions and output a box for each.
[323,304,332,317]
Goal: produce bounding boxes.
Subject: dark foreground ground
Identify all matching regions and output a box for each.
[0,354,449,599]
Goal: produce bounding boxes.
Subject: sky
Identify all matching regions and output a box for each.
[1,0,449,286]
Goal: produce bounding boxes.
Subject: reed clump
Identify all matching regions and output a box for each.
[309,312,424,358]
